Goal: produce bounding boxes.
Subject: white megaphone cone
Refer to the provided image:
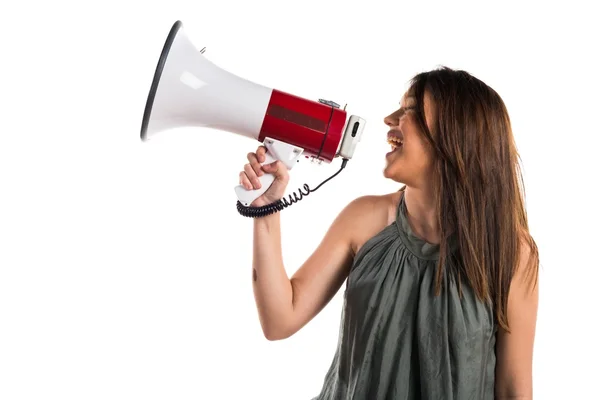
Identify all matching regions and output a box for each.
[141,21,366,207]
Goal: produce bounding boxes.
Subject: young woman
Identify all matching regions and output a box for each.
[239,67,540,399]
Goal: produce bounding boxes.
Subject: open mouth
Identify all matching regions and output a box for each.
[387,135,403,150]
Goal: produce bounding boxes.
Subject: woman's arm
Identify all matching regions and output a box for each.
[251,197,367,341]
[495,238,540,399]
[240,146,366,341]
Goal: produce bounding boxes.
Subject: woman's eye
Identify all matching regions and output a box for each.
[400,106,414,116]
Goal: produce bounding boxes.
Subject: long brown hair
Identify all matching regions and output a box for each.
[408,66,539,331]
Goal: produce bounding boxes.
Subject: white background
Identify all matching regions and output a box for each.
[1,1,599,399]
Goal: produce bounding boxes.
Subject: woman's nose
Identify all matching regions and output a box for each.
[384,114,397,127]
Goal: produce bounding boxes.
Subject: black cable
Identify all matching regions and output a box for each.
[236,158,349,218]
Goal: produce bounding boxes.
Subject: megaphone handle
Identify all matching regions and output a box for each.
[234,138,304,206]
[234,153,278,206]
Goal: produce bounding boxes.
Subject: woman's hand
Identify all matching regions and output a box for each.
[239,145,290,207]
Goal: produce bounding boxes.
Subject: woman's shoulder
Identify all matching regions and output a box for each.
[343,190,402,217]
[338,190,403,255]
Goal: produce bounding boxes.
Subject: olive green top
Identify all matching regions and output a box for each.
[312,192,497,399]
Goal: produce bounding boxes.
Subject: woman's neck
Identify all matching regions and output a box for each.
[403,186,441,245]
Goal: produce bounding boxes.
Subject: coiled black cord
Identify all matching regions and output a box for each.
[237,158,349,218]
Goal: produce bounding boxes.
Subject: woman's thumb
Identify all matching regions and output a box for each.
[263,160,279,172]
[263,160,287,179]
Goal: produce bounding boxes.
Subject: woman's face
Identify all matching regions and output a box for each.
[382,90,436,189]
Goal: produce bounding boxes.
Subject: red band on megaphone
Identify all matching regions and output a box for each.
[258,89,346,162]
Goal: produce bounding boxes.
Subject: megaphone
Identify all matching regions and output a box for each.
[140,20,366,208]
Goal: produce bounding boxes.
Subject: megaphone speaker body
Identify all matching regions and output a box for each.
[141,21,366,205]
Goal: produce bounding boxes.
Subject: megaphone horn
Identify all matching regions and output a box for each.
[141,20,366,208]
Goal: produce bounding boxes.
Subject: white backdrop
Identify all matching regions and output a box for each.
[1,1,599,399]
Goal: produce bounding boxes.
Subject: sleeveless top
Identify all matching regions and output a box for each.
[312,192,497,400]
